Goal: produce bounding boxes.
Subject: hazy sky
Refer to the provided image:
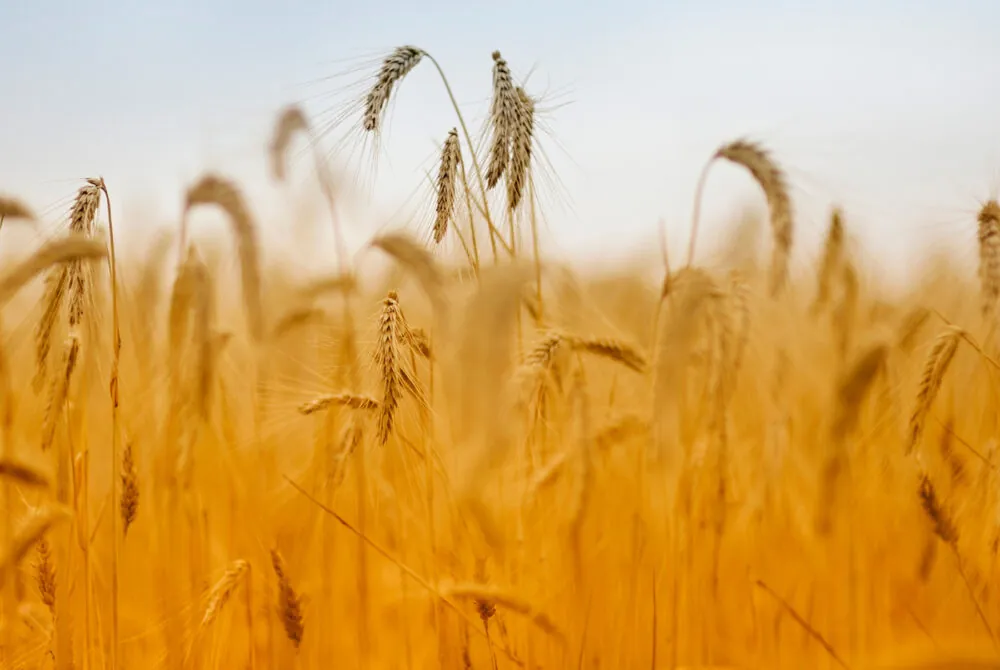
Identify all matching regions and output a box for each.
[3,0,999,282]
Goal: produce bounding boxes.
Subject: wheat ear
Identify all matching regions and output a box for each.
[268,105,310,181]
[376,291,402,445]
[908,327,962,455]
[363,46,424,132]
[485,51,519,189]
[270,549,304,649]
[978,201,1000,322]
[434,128,461,244]
[182,174,264,342]
[0,196,35,220]
[689,140,793,295]
[813,207,844,311]
[507,87,535,211]
[1,506,72,578]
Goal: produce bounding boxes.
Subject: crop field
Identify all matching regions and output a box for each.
[0,45,999,669]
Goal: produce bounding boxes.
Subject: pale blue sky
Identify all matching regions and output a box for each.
[3,0,1000,283]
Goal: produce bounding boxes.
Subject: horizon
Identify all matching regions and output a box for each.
[3,0,999,288]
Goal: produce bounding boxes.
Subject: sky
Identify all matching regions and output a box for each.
[2,0,1000,285]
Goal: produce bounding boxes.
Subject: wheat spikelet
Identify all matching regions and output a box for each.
[978,201,1000,321]
[35,538,55,614]
[363,46,424,132]
[184,174,264,342]
[506,87,535,210]
[908,327,962,455]
[434,128,461,244]
[813,207,844,311]
[269,105,310,181]
[375,291,402,445]
[715,140,793,295]
[485,51,518,189]
[299,393,380,415]
[1,506,72,576]
[40,336,81,452]
[0,459,50,489]
[440,582,564,641]
[270,549,304,649]
[0,196,35,220]
[200,559,250,630]
[120,442,139,537]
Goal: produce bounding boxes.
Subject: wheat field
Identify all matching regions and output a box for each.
[1,45,1000,670]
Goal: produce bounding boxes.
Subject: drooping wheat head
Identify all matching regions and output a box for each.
[0,196,35,220]
[183,174,264,342]
[269,105,310,181]
[715,140,794,296]
[363,46,424,133]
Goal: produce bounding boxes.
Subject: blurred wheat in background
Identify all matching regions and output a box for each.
[1,44,1000,670]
